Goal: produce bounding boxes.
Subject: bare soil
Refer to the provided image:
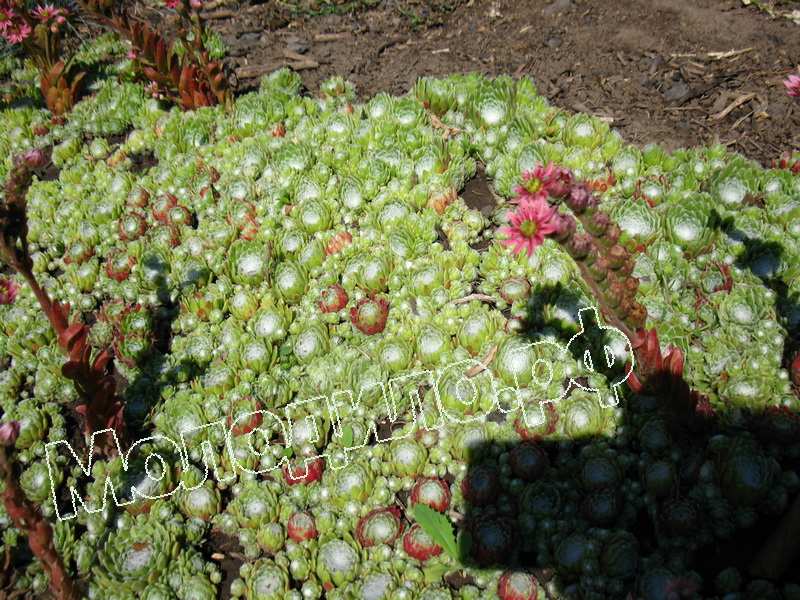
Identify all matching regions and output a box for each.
[204,0,800,166]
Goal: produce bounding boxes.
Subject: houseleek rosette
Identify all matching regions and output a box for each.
[92,513,183,597]
[315,535,362,589]
[231,558,289,600]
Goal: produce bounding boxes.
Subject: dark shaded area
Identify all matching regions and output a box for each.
[459,275,800,597]
[461,398,800,597]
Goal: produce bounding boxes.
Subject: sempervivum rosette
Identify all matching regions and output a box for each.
[350,295,389,335]
[403,524,443,562]
[355,506,404,548]
[469,517,515,566]
[662,196,716,256]
[460,463,500,507]
[287,511,318,543]
[228,240,271,286]
[386,439,428,478]
[326,461,375,507]
[231,558,289,600]
[410,478,452,512]
[712,435,779,509]
[176,466,221,522]
[497,571,541,600]
[557,389,620,441]
[92,510,205,598]
[226,482,279,529]
[315,536,362,591]
[282,457,325,486]
[508,442,549,483]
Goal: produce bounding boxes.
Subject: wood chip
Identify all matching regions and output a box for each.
[313,33,349,42]
[283,49,316,62]
[670,47,754,60]
[237,64,274,80]
[432,48,451,55]
[712,92,756,120]
[210,552,225,561]
[707,47,754,60]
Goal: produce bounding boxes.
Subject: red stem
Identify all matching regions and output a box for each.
[0,447,78,600]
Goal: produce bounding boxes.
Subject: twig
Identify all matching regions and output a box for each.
[466,344,498,377]
[314,33,350,42]
[712,92,756,120]
[731,110,754,130]
[707,47,755,60]
[452,293,496,305]
[669,47,754,60]
[283,49,316,62]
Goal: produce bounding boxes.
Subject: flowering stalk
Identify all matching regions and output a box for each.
[505,164,710,416]
[0,422,78,600]
[78,0,232,110]
[503,165,646,339]
[0,151,125,454]
[0,1,85,115]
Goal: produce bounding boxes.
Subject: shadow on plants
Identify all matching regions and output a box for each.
[713,210,800,383]
[455,293,800,599]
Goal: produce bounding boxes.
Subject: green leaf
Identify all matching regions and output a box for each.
[412,503,460,563]
[341,425,354,448]
[282,446,294,459]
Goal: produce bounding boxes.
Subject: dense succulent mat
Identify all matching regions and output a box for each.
[1,36,800,600]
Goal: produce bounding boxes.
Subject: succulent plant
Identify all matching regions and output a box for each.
[1,65,799,600]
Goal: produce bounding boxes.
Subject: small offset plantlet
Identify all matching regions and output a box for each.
[79,0,232,110]
[0,1,85,114]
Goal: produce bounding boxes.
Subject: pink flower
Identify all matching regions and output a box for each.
[0,277,19,305]
[0,421,20,447]
[190,0,203,8]
[127,49,138,60]
[499,198,560,256]
[784,74,800,98]
[513,162,573,204]
[33,4,59,22]
[164,0,181,8]
[4,19,31,44]
[0,7,15,32]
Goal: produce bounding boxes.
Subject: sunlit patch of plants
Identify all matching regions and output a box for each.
[0,25,799,600]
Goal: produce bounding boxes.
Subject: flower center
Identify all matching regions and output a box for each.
[519,219,539,238]
[524,178,543,194]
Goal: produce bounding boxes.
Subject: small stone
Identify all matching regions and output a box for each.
[545,35,562,48]
[543,0,575,16]
[286,35,309,55]
[662,80,690,102]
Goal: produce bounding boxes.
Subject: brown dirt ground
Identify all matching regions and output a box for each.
[202,0,800,166]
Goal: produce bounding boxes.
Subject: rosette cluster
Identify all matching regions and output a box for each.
[0,63,798,600]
